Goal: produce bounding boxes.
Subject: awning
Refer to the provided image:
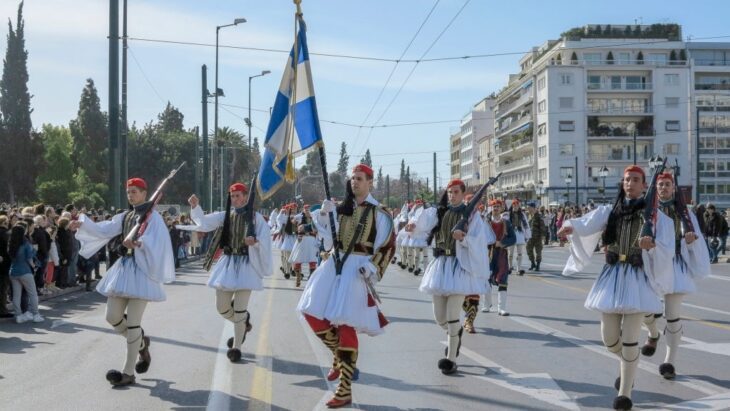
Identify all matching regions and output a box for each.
[521,79,533,89]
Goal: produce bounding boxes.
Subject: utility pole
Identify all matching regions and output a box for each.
[575,156,579,206]
[696,106,700,205]
[633,129,637,165]
[201,65,210,210]
[108,0,120,208]
[386,174,390,209]
[120,0,128,204]
[194,126,200,197]
[433,152,437,198]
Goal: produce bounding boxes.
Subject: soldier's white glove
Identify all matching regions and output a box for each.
[322,199,335,214]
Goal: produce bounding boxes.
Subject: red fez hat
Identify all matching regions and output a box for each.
[127,177,147,190]
[623,165,645,178]
[477,203,486,211]
[489,199,504,207]
[352,164,374,178]
[512,198,521,205]
[415,199,424,205]
[228,182,248,193]
[657,172,674,183]
[447,179,465,190]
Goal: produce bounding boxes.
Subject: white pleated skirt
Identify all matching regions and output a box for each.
[667,256,697,295]
[96,256,166,302]
[419,255,489,296]
[207,254,266,291]
[289,236,319,263]
[584,262,662,314]
[297,255,385,336]
[280,234,296,252]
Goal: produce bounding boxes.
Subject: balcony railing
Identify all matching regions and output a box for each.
[699,171,730,178]
[587,128,655,138]
[587,82,652,91]
[695,84,730,91]
[587,153,652,162]
[496,136,533,155]
[496,156,533,172]
[586,105,653,115]
[496,90,533,118]
[571,60,686,67]
[497,115,532,136]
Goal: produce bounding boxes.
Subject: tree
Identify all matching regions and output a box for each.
[624,25,632,37]
[68,168,106,209]
[36,124,76,205]
[636,51,644,65]
[606,51,614,64]
[570,51,578,65]
[336,142,349,175]
[70,78,108,187]
[0,1,39,202]
[329,171,345,199]
[157,101,184,134]
[360,149,372,168]
[375,166,384,198]
[399,159,406,181]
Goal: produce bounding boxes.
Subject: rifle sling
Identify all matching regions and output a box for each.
[336,204,374,275]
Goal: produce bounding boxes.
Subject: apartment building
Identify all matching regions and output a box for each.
[492,24,693,206]
[450,98,495,189]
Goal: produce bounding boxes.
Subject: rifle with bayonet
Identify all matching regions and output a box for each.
[452,172,503,234]
[640,158,667,240]
[673,159,695,236]
[244,171,258,240]
[124,162,186,243]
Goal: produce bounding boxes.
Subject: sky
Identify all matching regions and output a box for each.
[2,0,730,188]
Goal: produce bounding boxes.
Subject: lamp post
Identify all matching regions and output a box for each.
[214,18,246,208]
[599,165,609,204]
[565,175,572,205]
[536,180,544,206]
[649,155,664,174]
[247,70,271,148]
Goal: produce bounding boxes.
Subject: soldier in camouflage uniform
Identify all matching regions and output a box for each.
[526,202,546,271]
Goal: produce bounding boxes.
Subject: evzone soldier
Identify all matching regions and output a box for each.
[558,165,674,411]
[278,204,297,279]
[506,199,530,275]
[268,208,280,232]
[419,179,493,373]
[481,199,516,316]
[640,171,710,380]
[405,199,430,275]
[394,203,409,267]
[71,177,175,386]
[297,164,394,408]
[289,204,319,287]
[184,182,273,363]
[526,201,546,272]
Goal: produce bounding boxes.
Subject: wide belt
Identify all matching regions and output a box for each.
[433,248,456,257]
[605,251,642,268]
[223,246,249,256]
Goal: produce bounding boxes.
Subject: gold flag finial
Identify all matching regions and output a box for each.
[293,0,302,15]
[285,151,296,183]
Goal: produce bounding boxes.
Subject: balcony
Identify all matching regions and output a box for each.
[586,105,652,115]
[496,89,533,118]
[587,82,652,92]
[587,153,652,162]
[699,170,730,178]
[496,156,534,173]
[587,117,654,138]
[497,115,532,137]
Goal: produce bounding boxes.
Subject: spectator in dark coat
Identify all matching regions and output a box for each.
[704,204,723,263]
[0,216,13,318]
[56,217,74,288]
[31,215,50,293]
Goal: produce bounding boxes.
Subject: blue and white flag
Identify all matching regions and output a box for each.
[258,15,323,200]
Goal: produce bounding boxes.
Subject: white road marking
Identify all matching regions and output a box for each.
[682,302,730,317]
[509,316,724,396]
[681,336,730,357]
[708,274,730,282]
[206,320,233,411]
[442,342,579,411]
[644,392,730,410]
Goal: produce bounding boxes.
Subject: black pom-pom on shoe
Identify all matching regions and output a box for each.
[641,335,659,357]
[659,363,676,380]
[227,348,242,363]
[437,358,457,375]
[613,395,633,410]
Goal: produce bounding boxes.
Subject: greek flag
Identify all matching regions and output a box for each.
[257,15,323,200]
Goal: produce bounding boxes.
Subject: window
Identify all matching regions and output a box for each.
[538,145,547,158]
[587,75,602,89]
[560,144,574,155]
[560,167,574,178]
[664,143,680,154]
[665,120,680,132]
[537,123,547,136]
[559,121,575,131]
[560,73,573,85]
[618,52,631,64]
[537,76,546,90]
[584,52,602,64]
[611,76,622,90]
[539,168,547,180]
[648,53,668,65]
[538,100,546,113]
[559,97,574,109]
[664,74,679,86]
[665,97,679,109]
[625,75,645,90]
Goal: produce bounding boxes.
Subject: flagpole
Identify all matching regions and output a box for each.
[293,0,342,274]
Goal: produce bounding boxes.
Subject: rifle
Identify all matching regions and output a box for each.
[640,158,667,240]
[452,172,502,234]
[673,159,695,235]
[123,162,186,243]
[244,171,258,240]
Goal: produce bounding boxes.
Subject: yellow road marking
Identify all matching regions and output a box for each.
[249,282,276,409]
[524,274,730,331]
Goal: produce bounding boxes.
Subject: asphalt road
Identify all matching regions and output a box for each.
[2,246,729,410]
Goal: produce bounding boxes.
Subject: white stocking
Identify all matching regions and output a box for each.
[123,299,148,375]
[643,313,661,339]
[664,293,684,365]
[601,313,622,357]
[232,290,252,347]
[618,313,643,399]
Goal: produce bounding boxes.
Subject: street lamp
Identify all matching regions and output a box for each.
[247,70,271,148]
[214,18,246,207]
[598,165,609,204]
[536,180,545,206]
[649,155,664,173]
[565,175,572,205]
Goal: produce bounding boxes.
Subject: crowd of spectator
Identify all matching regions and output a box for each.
[1,203,207,324]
